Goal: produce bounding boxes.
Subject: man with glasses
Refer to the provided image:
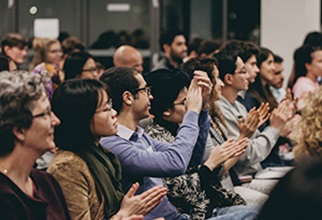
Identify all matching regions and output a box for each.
[215,50,290,184]
[99,66,211,220]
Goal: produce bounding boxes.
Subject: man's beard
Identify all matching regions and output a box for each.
[170,49,184,65]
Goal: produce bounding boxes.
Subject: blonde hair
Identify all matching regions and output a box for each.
[293,87,322,160]
[29,38,59,71]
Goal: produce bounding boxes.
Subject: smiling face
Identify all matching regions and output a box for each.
[22,92,60,154]
[260,53,275,83]
[90,90,118,141]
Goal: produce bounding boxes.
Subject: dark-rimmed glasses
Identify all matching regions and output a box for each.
[129,86,152,96]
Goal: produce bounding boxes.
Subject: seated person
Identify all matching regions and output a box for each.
[144,67,259,220]
[47,79,166,219]
[0,71,69,219]
[99,66,211,219]
[214,50,293,194]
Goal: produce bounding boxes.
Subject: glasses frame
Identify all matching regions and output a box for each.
[129,86,152,96]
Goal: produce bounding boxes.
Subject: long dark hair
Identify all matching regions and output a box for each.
[248,47,278,111]
[288,44,322,89]
[52,78,107,152]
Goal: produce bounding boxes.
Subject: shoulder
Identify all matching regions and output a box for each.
[47,150,90,178]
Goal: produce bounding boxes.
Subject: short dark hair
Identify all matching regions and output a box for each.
[63,51,93,80]
[144,68,189,128]
[100,67,140,113]
[213,50,238,81]
[52,79,107,151]
[274,54,284,63]
[222,40,259,63]
[182,57,217,83]
[159,28,185,52]
[1,33,27,53]
[197,40,221,56]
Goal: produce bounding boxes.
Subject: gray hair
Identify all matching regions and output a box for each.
[0,71,48,156]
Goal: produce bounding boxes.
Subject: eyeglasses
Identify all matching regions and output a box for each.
[96,99,113,113]
[130,86,152,96]
[82,67,98,73]
[33,108,52,119]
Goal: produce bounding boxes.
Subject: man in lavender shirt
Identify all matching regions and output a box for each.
[99,67,211,220]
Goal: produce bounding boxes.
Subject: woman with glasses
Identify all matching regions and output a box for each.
[0,71,69,219]
[63,51,100,80]
[47,79,166,220]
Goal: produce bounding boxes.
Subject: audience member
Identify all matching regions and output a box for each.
[63,51,100,80]
[100,66,211,219]
[214,50,291,193]
[0,71,69,219]
[113,45,144,73]
[1,33,28,66]
[31,38,64,99]
[144,66,259,220]
[244,47,278,113]
[153,28,187,70]
[47,79,166,219]
[270,54,285,103]
[184,57,269,205]
[293,87,322,160]
[289,44,322,110]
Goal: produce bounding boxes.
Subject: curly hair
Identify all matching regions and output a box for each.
[293,87,322,160]
[0,71,47,156]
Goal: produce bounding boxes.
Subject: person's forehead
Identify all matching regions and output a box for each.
[173,35,186,43]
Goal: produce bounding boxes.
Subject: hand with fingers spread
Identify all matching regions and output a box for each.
[204,138,249,171]
[256,102,270,128]
[270,99,292,133]
[186,77,203,114]
[238,108,260,139]
[193,70,213,109]
[115,183,167,218]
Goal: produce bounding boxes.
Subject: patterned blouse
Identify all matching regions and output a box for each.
[145,123,246,220]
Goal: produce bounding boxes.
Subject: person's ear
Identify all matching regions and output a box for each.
[163,44,170,53]
[162,109,171,117]
[3,45,11,54]
[12,126,26,142]
[224,73,233,85]
[122,91,134,106]
[305,62,311,72]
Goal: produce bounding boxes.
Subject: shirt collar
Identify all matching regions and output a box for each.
[117,124,144,141]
